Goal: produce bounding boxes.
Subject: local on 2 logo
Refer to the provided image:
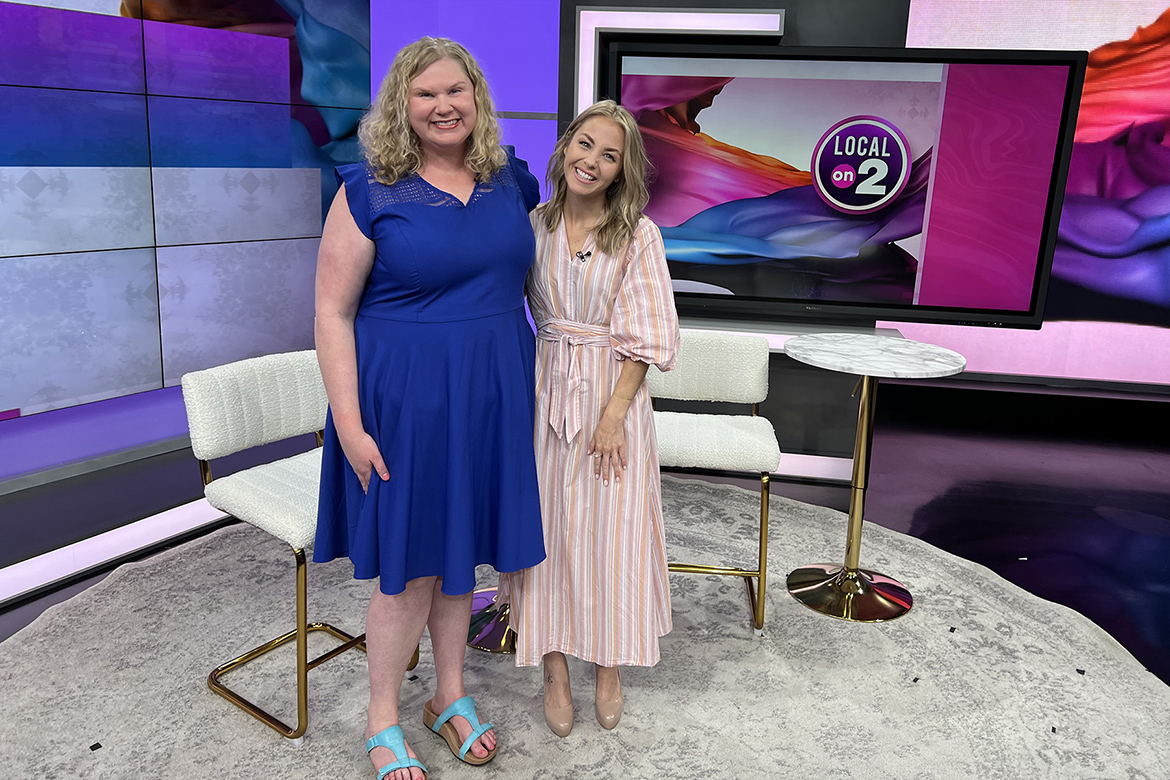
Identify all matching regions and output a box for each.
[811,116,911,215]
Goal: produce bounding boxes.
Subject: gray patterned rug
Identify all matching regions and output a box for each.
[2,476,1167,779]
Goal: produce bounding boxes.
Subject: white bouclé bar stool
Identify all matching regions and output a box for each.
[648,331,782,635]
[181,349,417,741]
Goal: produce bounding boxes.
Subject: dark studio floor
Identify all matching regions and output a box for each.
[865,382,1170,685]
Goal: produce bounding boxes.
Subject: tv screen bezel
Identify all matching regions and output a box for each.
[604,42,1087,329]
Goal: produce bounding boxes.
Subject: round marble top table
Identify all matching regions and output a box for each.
[784,332,966,380]
[783,333,966,622]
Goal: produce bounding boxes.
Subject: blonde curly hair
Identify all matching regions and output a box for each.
[538,100,650,256]
[359,37,505,185]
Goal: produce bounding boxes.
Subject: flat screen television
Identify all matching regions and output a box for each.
[604,43,1086,328]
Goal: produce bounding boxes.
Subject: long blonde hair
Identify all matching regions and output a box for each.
[539,100,650,256]
[359,37,506,185]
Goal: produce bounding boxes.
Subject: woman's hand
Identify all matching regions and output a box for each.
[588,358,649,486]
[588,416,627,486]
[336,427,389,493]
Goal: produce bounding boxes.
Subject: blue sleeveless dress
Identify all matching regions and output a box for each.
[313,153,547,596]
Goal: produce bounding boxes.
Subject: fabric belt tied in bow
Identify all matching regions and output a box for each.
[537,318,611,442]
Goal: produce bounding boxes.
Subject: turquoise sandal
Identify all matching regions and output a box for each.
[366,725,427,780]
[422,696,496,765]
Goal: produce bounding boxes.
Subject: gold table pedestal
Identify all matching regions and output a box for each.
[787,372,913,622]
[467,586,516,653]
[787,563,912,622]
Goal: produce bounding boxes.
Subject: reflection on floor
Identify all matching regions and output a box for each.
[866,383,1170,686]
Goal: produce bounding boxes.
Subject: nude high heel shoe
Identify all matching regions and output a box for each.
[543,663,573,738]
[595,666,622,730]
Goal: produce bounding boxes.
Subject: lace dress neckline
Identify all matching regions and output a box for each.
[412,171,479,207]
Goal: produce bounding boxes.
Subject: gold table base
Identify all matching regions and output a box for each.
[467,586,516,653]
[787,373,914,622]
[787,563,912,622]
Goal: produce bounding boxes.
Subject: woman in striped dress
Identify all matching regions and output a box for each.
[498,100,680,736]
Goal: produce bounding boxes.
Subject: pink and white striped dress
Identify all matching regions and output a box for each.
[499,213,680,667]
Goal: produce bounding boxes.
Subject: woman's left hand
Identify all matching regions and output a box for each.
[588,417,627,486]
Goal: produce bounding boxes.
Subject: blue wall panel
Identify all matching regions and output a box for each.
[147,97,294,169]
[0,87,149,168]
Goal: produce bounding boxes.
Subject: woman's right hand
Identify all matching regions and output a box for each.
[336,428,389,493]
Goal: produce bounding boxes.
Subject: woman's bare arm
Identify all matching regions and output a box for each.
[314,187,385,491]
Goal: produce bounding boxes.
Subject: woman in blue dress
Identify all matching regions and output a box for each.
[313,37,545,780]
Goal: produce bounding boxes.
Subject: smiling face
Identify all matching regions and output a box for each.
[563,116,625,206]
[407,57,477,159]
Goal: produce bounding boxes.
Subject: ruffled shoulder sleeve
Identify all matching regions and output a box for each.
[507,149,541,213]
[334,162,373,239]
[610,217,680,371]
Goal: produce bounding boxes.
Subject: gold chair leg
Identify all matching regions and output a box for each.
[754,474,769,634]
[206,547,369,740]
[669,473,770,635]
[294,545,309,737]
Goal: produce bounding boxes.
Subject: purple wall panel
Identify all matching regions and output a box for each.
[0,3,144,93]
[144,20,290,103]
[917,63,1068,310]
[370,0,558,113]
[0,387,188,483]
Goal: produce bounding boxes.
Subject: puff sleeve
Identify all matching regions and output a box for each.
[334,163,373,239]
[508,150,542,213]
[610,218,680,371]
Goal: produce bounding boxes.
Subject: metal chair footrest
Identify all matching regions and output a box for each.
[669,563,765,631]
[668,562,760,578]
[207,622,367,739]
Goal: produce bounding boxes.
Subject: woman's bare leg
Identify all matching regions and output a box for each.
[366,577,434,780]
[543,651,572,709]
[426,579,496,758]
[595,663,621,702]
